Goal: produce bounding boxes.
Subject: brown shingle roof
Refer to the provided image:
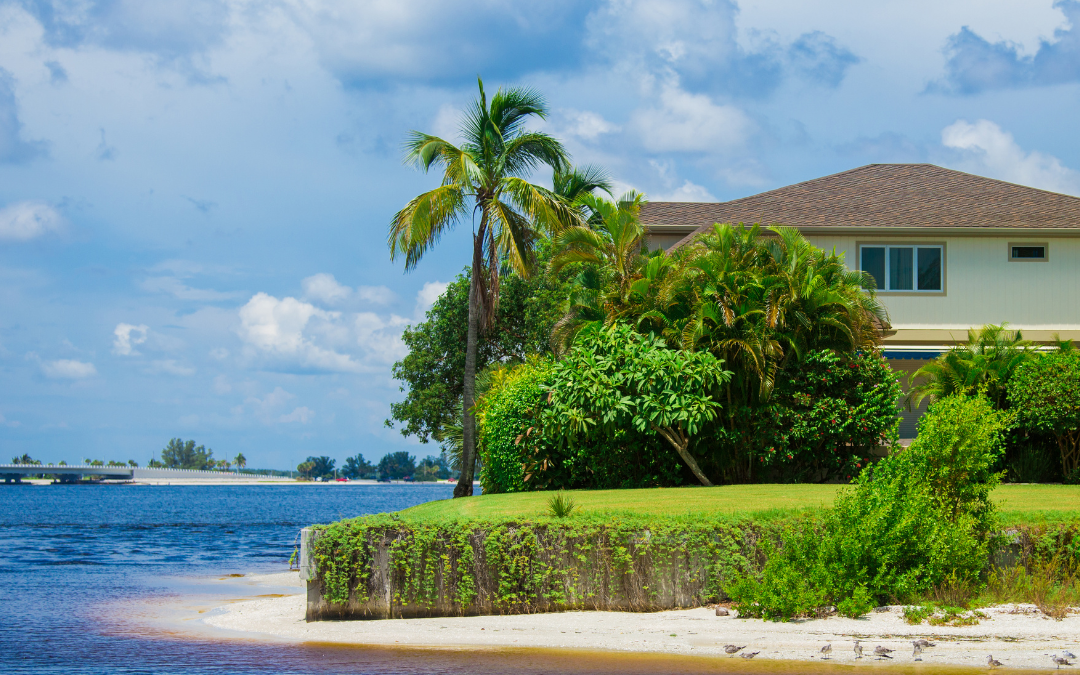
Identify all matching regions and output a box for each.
[642,164,1080,247]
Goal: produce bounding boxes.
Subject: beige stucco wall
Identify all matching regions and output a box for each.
[805,234,1080,334]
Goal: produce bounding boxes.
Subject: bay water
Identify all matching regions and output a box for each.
[2,483,825,674]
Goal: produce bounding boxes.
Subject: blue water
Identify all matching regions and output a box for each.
[1,484,798,674]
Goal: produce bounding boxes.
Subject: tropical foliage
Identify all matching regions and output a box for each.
[1008,350,1080,480]
[389,78,576,497]
[729,394,1009,620]
[906,324,1032,409]
[160,438,216,470]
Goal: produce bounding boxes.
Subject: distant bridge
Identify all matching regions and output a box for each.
[0,464,293,483]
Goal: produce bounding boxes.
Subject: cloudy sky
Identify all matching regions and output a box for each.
[2,0,1079,468]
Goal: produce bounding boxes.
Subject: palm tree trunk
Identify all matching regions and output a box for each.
[454,244,482,498]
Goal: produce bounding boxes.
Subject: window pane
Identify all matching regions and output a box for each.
[917,247,942,290]
[861,247,885,290]
[1012,246,1045,259]
[889,247,913,290]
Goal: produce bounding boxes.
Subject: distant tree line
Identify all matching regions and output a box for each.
[296,451,453,481]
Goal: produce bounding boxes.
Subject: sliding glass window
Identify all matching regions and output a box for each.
[859,245,943,292]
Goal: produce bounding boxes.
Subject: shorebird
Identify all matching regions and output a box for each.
[854,640,864,659]
[724,644,745,656]
[912,642,923,661]
[1053,654,1074,669]
[741,651,760,659]
[874,645,894,659]
[988,655,1003,669]
[913,638,937,648]
[820,643,832,659]
[1066,651,1078,660]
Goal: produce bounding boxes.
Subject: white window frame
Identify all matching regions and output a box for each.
[859,244,945,294]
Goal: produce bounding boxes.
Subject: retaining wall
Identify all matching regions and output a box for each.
[299,519,759,621]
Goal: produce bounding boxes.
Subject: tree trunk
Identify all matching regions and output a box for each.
[454,242,482,498]
[652,423,713,486]
[1060,429,1080,480]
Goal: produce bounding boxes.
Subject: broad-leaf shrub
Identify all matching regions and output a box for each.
[1008,350,1080,479]
[476,360,551,494]
[729,394,1007,620]
[538,324,731,487]
[717,350,900,483]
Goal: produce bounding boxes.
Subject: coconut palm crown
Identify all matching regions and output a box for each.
[388,78,573,497]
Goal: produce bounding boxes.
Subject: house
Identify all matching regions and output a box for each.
[640,163,1080,438]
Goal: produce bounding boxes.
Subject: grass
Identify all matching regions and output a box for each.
[399,483,1080,524]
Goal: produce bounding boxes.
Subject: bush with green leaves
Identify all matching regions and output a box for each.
[1008,350,1080,480]
[528,323,731,489]
[476,360,551,494]
[716,349,900,483]
[728,394,1008,620]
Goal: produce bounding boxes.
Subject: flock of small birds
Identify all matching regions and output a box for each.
[718,639,1079,668]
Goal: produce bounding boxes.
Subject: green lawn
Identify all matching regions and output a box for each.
[399,484,1080,525]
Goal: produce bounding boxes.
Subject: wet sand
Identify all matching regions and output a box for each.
[196,571,1080,672]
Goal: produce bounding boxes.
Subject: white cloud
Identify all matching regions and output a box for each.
[629,83,754,153]
[0,201,63,241]
[42,359,96,379]
[301,273,352,304]
[941,119,1080,196]
[141,276,242,301]
[356,285,396,305]
[147,359,195,376]
[238,386,314,425]
[300,273,395,306]
[415,281,448,317]
[355,312,410,364]
[279,406,315,424]
[237,292,361,373]
[653,179,717,202]
[558,108,620,142]
[112,323,148,356]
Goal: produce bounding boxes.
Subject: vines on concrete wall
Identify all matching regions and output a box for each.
[309,513,762,619]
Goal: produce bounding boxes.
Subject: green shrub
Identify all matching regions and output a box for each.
[476,360,551,494]
[1008,350,1080,478]
[715,349,900,483]
[728,394,1008,620]
[521,324,729,490]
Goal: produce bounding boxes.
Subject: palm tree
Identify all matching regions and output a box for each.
[548,191,651,353]
[233,453,246,472]
[389,78,573,497]
[906,323,1032,409]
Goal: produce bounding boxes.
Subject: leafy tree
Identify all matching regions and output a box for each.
[378,451,417,480]
[233,453,246,470]
[161,438,216,470]
[11,454,40,465]
[1008,350,1080,479]
[341,454,376,480]
[718,349,901,484]
[127,460,138,468]
[300,456,335,480]
[415,454,451,481]
[387,262,567,449]
[297,461,315,479]
[542,324,730,486]
[388,78,574,498]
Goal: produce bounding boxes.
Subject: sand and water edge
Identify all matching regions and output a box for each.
[169,571,1080,673]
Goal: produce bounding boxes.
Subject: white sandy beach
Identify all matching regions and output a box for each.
[197,571,1080,671]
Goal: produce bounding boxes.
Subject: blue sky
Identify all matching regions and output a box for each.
[3,0,1080,469]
